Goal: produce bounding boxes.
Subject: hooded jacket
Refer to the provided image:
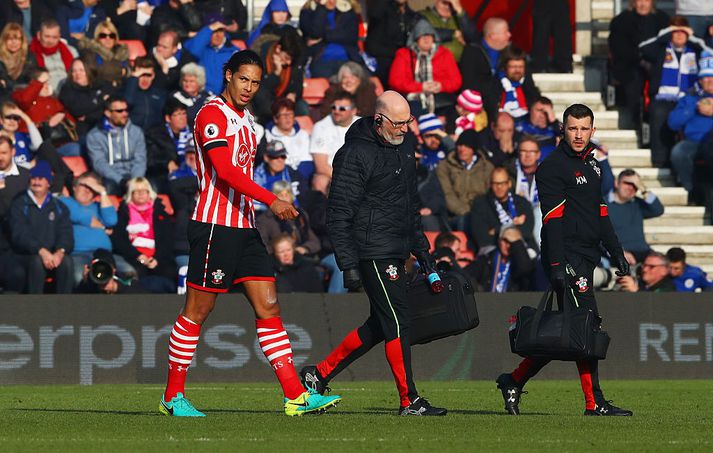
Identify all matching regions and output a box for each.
[435,149,494,217]
[327,117,429,270]
[86,119,147,185]
[184,25,240,95]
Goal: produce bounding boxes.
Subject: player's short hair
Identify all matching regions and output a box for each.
[271,97,295,117]
[40,19,61,32]
[562,103,594,126]
[617,168,637,181]
[666,247,687,264]
[332,90,356,106]
[134,56,155,70]
[499,46,527,70]
[434,232,460,249]
[163,98,187,117]
[0,135,14,149]
[223,50,264,79]
[158,29,180,47]
[518,135,540,151]
[645,251,670,266]
[532,96,553,107]
[104,95,127,111]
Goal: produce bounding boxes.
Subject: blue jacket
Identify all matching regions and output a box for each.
[673,264,712,292]
[607,190,664,253]
[9,192,74,255]
[667,91,713,143]
[124,77,168,131]
[184,26,239,95]
[59,197,118,254]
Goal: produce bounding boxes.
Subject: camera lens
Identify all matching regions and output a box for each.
[89,259,114,285]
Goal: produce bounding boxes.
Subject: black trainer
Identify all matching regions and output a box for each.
[496,373,526,415]
[299,365,329,395]
[584,401,633,416]
[399,397,447,416]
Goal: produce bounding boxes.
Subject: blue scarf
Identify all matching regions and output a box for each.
[498,71,528,119]
[656,44,698,101]
[494,192,517,226]
[12,131,32,167]
[166,123,192,162]
[491,251,511,293]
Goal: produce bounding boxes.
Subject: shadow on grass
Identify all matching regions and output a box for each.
[367,407,553,416]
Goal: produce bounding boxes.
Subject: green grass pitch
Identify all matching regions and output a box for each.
[2,380,712,452]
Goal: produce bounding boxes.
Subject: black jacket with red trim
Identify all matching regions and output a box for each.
[537,141,623,268]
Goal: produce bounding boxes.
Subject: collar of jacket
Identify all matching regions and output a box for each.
[559,140,597,161]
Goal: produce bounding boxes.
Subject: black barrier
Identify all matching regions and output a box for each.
[1,293,712,385]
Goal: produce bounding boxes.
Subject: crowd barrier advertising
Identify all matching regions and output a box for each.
[1,293,712,385]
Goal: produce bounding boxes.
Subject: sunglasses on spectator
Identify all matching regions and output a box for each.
[268,155,287,160]
[3,114,21,121]
[98,33,117,39]
[110,108,128,113]
[331,105,354,112]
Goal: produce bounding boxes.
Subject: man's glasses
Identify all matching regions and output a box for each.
[642,263,666,269]
[491,180,510,186]
[379,113,414,128]
[268,155,287,160]
[331,104,354,112]
[110,108,128,113]
[3,114,21,121]
[98,32,117,39]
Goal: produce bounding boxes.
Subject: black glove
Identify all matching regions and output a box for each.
[550,264,566,294]
[343,268,362,292]
[612,250,630,277]
[414,251,436,275]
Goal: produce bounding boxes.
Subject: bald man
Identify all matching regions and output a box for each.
[299,91,447,416]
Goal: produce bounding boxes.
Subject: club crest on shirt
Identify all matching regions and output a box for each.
[576,276,589,293]
[204,123,219,139]
[211,269,225,285]
[234,143,251,168]
[385,264,399,281]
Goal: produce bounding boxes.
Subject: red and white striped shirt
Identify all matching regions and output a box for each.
[192,96,276,228]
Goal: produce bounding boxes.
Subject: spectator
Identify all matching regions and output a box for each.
[321,61,376,118]
[509,137,543,244]
[271,234,324,293]
[496,46,541,123]
[667,246,712,291]
[58,0,108,44]
[619,251,676,292]
[476,112,519,167]
[516,96,560,159]
[256,180,320,256]
[470,166,537,253]
[471,225,535,292]
[299,0,360,78]
[265,97,313,179]
[168,143,197,271]
[640,16,707,168]
[29,19,79,91]
[194,0,248,38]
[253,140,308,212]
[0,0,54,39]
[675,0,713,38]
[58,57,110,137]
[436,129,494,230]
[75,248,145,294]
[12,67,80,157]
[103,0,151,42]
[124,56,167,131]
[607,169,664,263]
[668,51,713,194]
[453,88,487,135]
[608,0,669,129]
[171,62,210,130]
[530,0,573,73]
[1,100,44,168]
[310,90,359,177]
[460,17,511,120]
[59,171,133,286]
[417,113,454,171]
[149,0,202,45]
[0,135,29,292]
[252,32,305,123]
[112,176,176,293]
[389,19,462,117]
[418,0,477,63]
[184,19,240,95]
[0,23,38,97]
[364,0,420,86]
[416,142,448,232]
[9,160,74,293]
[247,0,300,47]
[152,29,195,92]
[86,96,147,195]
[144,98,190,193]
[79,19,129,89]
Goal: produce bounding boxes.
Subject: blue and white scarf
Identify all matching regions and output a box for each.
[499,72,529,119]
[253,164,298,211]
[515,161,539,206]
[656,44,698,101]
[166,123,192,162]
[494,192,517,226]
[491,251,511,293]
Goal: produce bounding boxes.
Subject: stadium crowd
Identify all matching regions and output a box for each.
[0,0,710,295]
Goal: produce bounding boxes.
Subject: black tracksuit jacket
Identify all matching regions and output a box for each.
[537,141,623,268]
[327,117,429,271]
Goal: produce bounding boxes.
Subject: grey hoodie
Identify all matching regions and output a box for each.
[86,120,147,185]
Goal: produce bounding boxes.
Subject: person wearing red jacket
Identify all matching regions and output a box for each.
[388,19,462,117]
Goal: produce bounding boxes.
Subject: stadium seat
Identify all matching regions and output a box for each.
[108,195,122,210]
[295,115,314,134]
[231,39,247,50]
[370,76,384,96]
[119,40,147,63]
[302,78,330,105]
[158,194,174,215]
[425,231,440,252]
[62,156,88,178]
[424,230,475,261]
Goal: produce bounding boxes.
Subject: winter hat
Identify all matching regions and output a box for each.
[266,140,287,158]
[699,50,713,79]
[407,19,439,47]
[455,129,479,150]
[30,160,53,183]
[457,89,483,113]
[418,113,444,134]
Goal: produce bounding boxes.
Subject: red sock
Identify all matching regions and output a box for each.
[164,315,201,401]
[256,317,304,400]
[317,328,362,379]
[385,338,410,407]
[511,357,535,385]
[576,360,597,410]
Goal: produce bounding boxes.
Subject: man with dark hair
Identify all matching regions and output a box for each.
[157,50,341,417]
[299,90,447,416]
[144,99,191,192]
[495,47,541,123]
[666,247,712,292]
[310,90,360,178]
[516,96,561,159]
[125,56,168,130]
[265,97,312,179]
[496,103,633,417]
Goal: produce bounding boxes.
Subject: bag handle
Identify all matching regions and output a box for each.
[529,286,574,345]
